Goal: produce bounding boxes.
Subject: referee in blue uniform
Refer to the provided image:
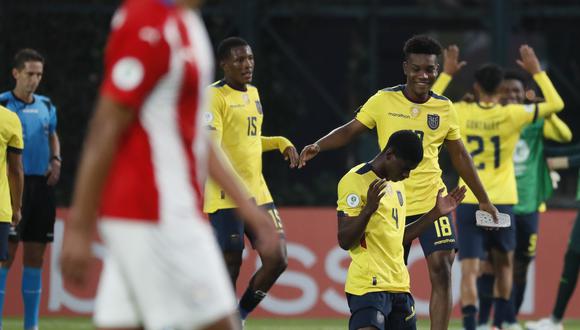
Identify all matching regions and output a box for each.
[0,49,61,330]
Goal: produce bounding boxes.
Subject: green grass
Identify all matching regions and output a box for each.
[3,317,580,329]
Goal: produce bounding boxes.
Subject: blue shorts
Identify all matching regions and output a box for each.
[514,212,539,261]
[347,291,417,330]
[456,204,516,260]
[404,212,457,262]
[208,202,284,252]
[0,223,10,261]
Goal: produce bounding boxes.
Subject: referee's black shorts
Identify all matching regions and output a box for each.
[9,175,56,243]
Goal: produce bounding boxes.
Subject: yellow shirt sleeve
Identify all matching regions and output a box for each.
[543,114,572,143]
[8,112,24,150]
[446,102,461,140]
[337,173,365,217]
[355,93,381,129]
[432,72,452,95]
[261,136,293,153]
[534,71,565,118]
[207,88,226,144]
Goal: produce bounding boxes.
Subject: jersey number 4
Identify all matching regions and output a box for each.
[467,135,500,169]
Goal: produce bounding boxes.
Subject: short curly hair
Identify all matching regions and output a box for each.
[403,35,442,60]
[475,63,505,94]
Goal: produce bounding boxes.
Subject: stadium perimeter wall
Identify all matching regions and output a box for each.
[3,208,579,319]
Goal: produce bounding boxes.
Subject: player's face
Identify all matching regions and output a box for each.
[500,79,525,104]
[13,61,43,95]
[403,54,439,97]
[383,154,417,182]
[223,45,254,85]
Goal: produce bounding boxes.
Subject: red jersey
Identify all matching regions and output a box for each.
[99,0,213,222]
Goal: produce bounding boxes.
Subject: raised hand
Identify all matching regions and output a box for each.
[364,178,388,214]
[283,145,300,169]
[516,45,542,75]
[434,186,466,217]
[443,45,467,76]
[298,143,320,169]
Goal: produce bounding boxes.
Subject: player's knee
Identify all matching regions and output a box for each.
[428,251,454,282]
[512,258,529,285]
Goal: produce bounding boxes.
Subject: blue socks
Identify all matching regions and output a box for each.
[477,273,494,325]
[0,267,8,327]
[462,305,477,330]
[22,267,42,330]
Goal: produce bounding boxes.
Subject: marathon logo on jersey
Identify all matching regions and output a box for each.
[255,100,263,114]
[427,114,440,130]
[397,191,404,206]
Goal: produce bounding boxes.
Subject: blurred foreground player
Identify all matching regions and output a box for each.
[60,1,280,329]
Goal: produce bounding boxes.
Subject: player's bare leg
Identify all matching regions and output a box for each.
[223,251,244,289]
[460,258,480,330]
[239,238,287,320]
[426,250,455,330]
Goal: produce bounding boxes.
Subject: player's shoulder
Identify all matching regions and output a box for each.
[0,105,19,123]
[429,90,450,103]
[340,163,372,184]
[380,84,405,94]
[110,0,172,37]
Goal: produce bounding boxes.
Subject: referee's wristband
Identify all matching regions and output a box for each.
[51,155,62,162]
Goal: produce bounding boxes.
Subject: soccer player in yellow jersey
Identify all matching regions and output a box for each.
[203,37,299,324]
[0,105,24,326]
[300,35,496,330]
[338,130,466,330]
[432,45,565,330]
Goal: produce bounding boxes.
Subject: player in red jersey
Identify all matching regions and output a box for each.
[59,1,279,329]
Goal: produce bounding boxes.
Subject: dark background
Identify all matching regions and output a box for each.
[1,0,579,207]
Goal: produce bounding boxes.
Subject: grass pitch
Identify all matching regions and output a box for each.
[3,317,580,329]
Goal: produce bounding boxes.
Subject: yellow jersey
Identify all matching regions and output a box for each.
[203,81,292,213]
[356,85,461,216]
[0,106,23,223]
[338,163,409,295]
[433,72,565,204]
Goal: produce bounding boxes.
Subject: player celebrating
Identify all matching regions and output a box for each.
[433,46,565,330]
[300,35,496,330]
[337,130,466,330]
[433,46,571,329]
[60,1,280,330]
[204,37,299,324]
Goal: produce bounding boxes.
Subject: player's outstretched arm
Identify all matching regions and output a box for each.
[403,186,466,245]
[517,45,565,117]
[261,136,299,168]
[208,142,281,257]
[61,96,135,286]
[7,152,23,226]
[337,178,387,250]
[445,139,499,221]
[298,119,367,168]
[543,114,572,143]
